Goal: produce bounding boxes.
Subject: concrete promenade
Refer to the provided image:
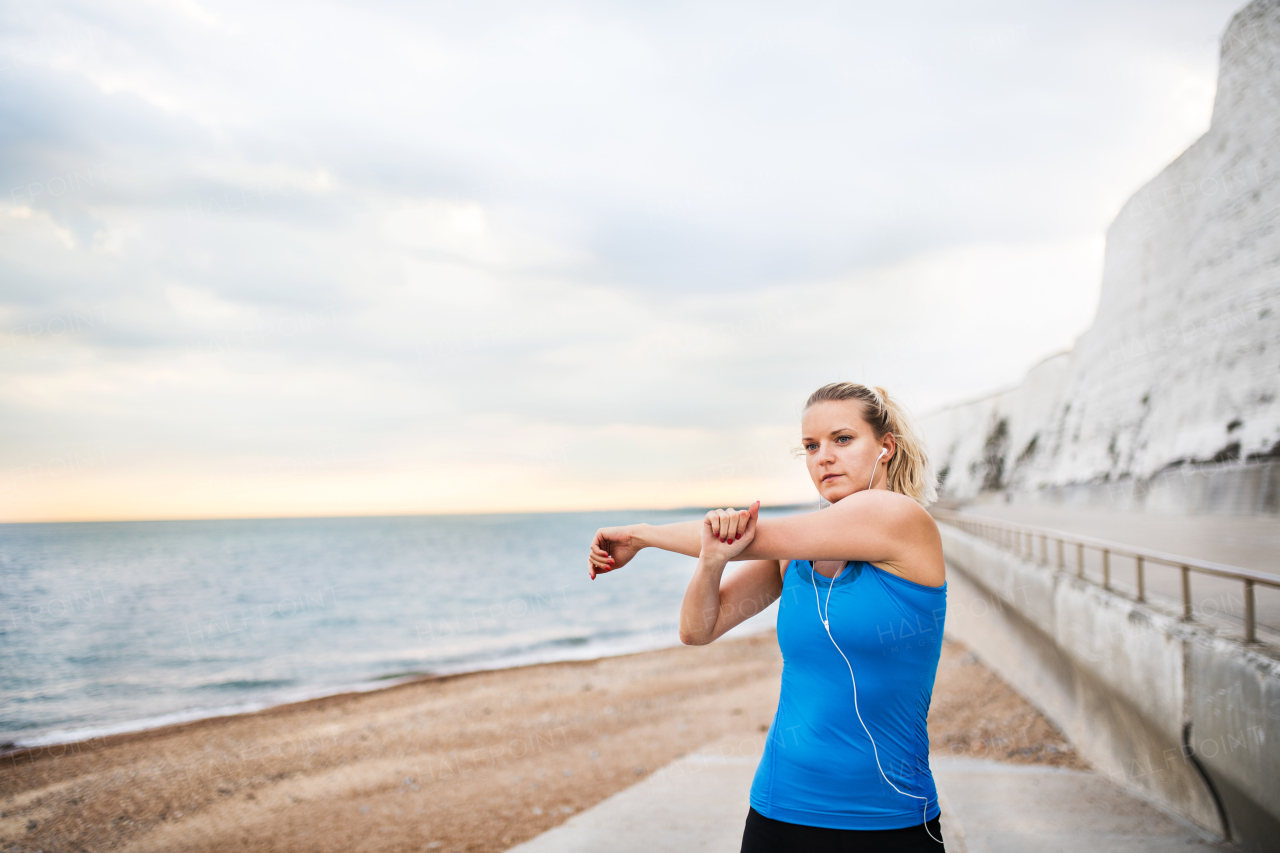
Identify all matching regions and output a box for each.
[955,503,1280,573]
[955,503,1280,641]
[504,736,1233,852]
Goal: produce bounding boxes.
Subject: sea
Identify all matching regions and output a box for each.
[0,508,794,749]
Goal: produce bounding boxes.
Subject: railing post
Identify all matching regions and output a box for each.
[1102,549,1110,590]
[1244,579,1256,644]
[1056,538,1064,570]
[1076,543,1084,579]
[1040,534,1047,564]
[1135,556,1145,602]
[1181,566,1192,620]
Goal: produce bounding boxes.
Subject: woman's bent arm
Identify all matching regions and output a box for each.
[678,507,779,644]
[679,558,784,645]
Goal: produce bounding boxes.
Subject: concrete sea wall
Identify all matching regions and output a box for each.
[939,523,1280,852]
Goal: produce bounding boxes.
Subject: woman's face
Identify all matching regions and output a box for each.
[801,400,894,503]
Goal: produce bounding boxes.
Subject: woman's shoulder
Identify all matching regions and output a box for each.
[854,493,943,586]
[864,487,935,515]
[836,489,939,535]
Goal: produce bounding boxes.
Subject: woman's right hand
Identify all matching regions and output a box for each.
[588,525,642,579]
[699,502,759,564]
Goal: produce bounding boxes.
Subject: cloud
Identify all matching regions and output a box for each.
[0,0,1243,519]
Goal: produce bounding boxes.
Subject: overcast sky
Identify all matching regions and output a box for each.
[0,0,1245,521]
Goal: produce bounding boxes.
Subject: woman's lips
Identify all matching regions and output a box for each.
[822,473,842,481]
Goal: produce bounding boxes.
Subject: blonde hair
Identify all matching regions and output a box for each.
[804,382,937,508]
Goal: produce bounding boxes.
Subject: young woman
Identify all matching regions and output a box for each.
[587,382,947,852]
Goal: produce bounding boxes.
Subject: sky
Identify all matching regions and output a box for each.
[0,0,1247,521]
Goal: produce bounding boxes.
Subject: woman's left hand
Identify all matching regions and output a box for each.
[699,502,759,563]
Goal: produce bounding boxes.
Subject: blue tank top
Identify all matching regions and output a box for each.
[749,559,946,830]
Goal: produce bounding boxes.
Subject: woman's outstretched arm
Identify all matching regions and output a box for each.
[591,491,942,586]
[588,504,756,578]
[738,490,942,586]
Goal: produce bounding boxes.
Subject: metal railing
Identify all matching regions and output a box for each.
[931,508,1280,645]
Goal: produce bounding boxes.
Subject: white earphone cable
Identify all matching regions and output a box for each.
[809,446,942,844]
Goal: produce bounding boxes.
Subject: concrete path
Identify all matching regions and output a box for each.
[931,757,1232,853]
[505,737,1232,852]
[503,736,758,852]
[956,502,1280,572]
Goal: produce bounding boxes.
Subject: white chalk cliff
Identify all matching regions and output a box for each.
[923,0,1280,510]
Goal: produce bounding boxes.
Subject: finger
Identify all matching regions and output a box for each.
[735,509,749,541]
[728,511,742,542]
[718,510,731,541]
[708,510,722,539]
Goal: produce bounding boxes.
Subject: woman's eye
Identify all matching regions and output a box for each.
[804,443,818,451]
[836,435,850,443]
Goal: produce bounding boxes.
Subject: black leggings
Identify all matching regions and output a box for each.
[740,807,945,853]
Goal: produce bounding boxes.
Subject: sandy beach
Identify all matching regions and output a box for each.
[2,633,1084,853]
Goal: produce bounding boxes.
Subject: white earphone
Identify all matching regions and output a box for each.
[810,444,942,843]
